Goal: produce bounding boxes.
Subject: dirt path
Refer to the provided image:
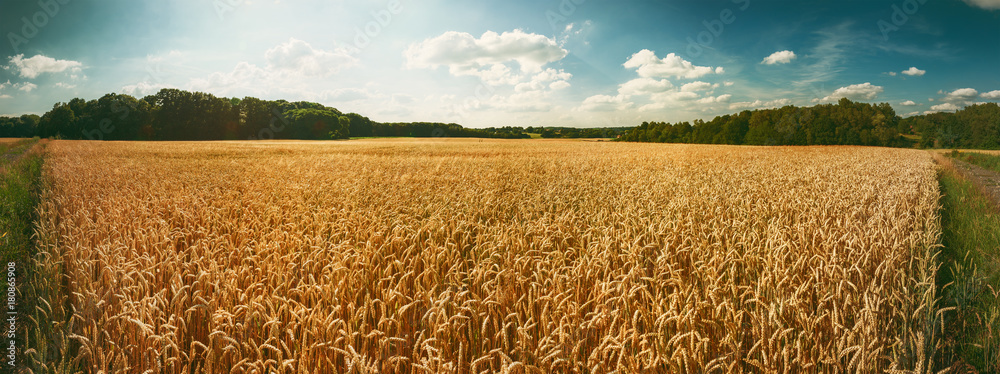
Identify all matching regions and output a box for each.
[941,154,1000,208]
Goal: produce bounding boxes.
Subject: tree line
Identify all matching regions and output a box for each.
[6,90,995,147]
[619,98,907,147]
[900,103,1000,149]
[0,88,541,141]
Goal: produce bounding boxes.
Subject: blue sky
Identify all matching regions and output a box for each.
[0,0,998,128]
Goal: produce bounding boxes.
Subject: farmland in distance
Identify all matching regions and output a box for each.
[27,139,941,372]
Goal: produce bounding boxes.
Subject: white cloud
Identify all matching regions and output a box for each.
[123,39,357,98]
[7,54,83,79]
[322,88,374,102]
[943,88,979,103]
[963,0,1000,10]
[405,30,568,83]
[514,68,572,93]
[188,62,271,96]
[55,82,76,89]
[618,77,673,96]
[680,81,714,92]
[901,67,926,76]
[697,94,732,104]
[577,94,633,112]
[485,90,558,112]
[729,98,792,110]
[900,100,918,106]
[623,50,721,79]
[264,38,357,77]
[15,82,37,93]
[929,103,960,112]
[0,95,11,99]
[723,81,735,87]
[121,81,176,97]
[550,81,571,90]
[888,71,898,76]
[761,50,797,65]
[980,90,1000,99]
[819,83,884,102]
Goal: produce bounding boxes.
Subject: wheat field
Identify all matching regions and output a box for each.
[25,139,941,373]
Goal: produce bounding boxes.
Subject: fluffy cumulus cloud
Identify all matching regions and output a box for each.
[639,91,701,111]
[901,67,926,76]
[697,94,732,104]
[577,94,633,112]
[264,38,357,77]
[963,0,1000,9]
[483,90,560,112]
[121,81,176,97]
[578,50,733,113]
[819,83,884,102]
[982,90,1000,99]
[124,39,360,98]
[514,68,572,92]
[623,50,722,79]
[617,78,673,96]
[680,81,715,92]
[0,80,40,95]
[761,50,797,65]
[187,62,271,96]
[16,82,37,93]
[729,98,792,110]
[405,30,568,83]
[929,103,960,112]
[900,100,918,106]
[942,88,979,103]
[6,54,83,79]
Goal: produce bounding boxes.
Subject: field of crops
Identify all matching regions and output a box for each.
[27,139,942,373]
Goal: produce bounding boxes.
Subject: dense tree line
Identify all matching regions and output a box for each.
[620,98,906,147]
[0,88,541,141]
[10,89,350,141]
[901,103,1000,149]
[1,88,636,140]
[0,114,40,138]
[538,127,631,139]
[359,122,530,139]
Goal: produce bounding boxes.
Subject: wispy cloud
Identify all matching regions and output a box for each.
[793,23,853,90]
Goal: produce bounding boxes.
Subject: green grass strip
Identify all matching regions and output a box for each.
[937,166,1000,371]
[946,150,1000,174]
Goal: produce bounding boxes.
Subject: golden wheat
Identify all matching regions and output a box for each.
[27,139,941,373]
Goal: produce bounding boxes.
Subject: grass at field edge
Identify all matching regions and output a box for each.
[935,157,1000,371]
[946,150,1000,174]
[0,138,44,263]
[0,138,46,372]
